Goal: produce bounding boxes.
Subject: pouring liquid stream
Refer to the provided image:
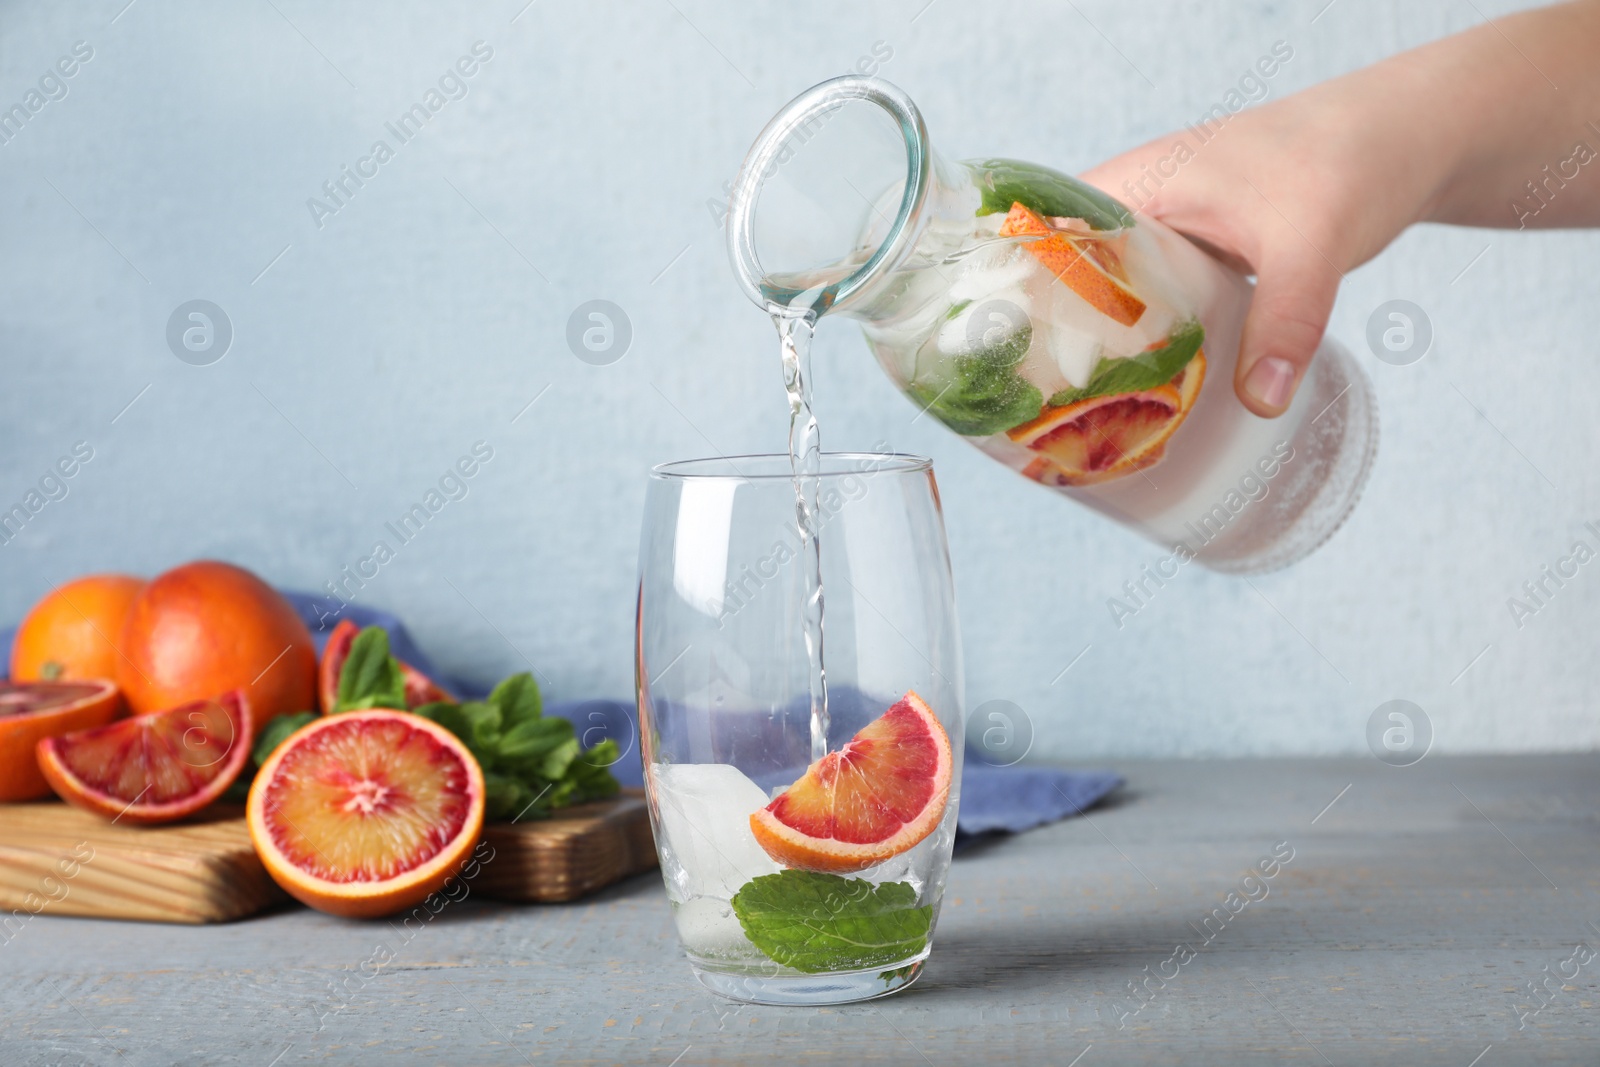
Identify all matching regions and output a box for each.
[772,305,830,764]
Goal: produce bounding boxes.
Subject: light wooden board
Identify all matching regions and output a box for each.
[0,802,283,924]
[0,792,656,923]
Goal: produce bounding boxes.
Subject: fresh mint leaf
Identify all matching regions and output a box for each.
[489,672,542,728]
[731,871,933,974]
[336,627,407,712]
[481,770,533,822]
[408,651,623,822]
[497,716,573,763]
[972,158,1134,231]
[571,741,623,800]
[1047,320,1205,408]
[908,323,1042,437]
[538,736,581,781]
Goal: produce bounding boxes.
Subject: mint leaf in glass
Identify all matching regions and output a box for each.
[972,158,1135,232]
[1047,319,1204,408]
[731,871,933,973]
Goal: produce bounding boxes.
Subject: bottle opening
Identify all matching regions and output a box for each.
[726,77,930,317]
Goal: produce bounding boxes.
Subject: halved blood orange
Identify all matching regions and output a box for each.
[1001,202,1146,327]
[1012,351,1206,486]
[36,690,251,824]
[247,709,485,918]
[317,618,453,713]
[0,680,124,801]
[750,691,953,873]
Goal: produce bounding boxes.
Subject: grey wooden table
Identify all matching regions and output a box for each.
[4,755,1597,1066]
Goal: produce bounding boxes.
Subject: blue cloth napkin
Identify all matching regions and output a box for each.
[1,590,1123,841]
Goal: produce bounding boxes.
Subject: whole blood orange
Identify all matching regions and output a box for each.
[117,561,316,736]
[247,709,486,918]
[0,680,124,801]
[36,690,251,824]
[317,618,453,713]
[750,691,953,873]
[10,574,146,682]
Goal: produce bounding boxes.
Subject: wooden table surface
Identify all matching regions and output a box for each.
[4,754,1596,1066]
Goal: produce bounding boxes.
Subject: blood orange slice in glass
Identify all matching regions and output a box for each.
[35,690,251,823]
[750,692,953,873]
[0,680,124,802]
[246,708,485,918]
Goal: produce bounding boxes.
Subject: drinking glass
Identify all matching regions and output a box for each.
[636,452,963,1005]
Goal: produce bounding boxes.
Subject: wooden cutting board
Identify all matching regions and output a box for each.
[0,792,657,924]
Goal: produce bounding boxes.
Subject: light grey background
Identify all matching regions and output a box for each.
[1,0,1593,759]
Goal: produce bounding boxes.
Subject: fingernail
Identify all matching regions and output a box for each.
[1244,357,1295,410]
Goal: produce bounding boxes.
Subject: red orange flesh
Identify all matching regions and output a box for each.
[1013,351,1206,486]
[36,690,251,824]
[749,691,953,873]
[247,709,485,918]
[0,680,125,801]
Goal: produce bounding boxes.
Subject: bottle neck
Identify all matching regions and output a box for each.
[726,76,934,320]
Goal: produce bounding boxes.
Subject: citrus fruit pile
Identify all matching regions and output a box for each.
[4,560,618,919]
[4,561,316,809]
[750,691,953,873]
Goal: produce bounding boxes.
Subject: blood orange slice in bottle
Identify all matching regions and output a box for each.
[1000,201,1146,326]
[35,690,251,823]
[0,680,125,801]
[247,708,485,918]
[1012,351,1206,486]
[750,692,953,873]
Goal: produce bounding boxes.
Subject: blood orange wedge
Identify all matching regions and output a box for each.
[1012,351,1205,486]
[36,690,251,824]
[1001,202,1146,327]
[750,691,953,874]
[318,618,453,713]
[0,680,124,802]
[247,709,485,918]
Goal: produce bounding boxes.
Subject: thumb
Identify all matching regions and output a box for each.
[1235,247,1342,417]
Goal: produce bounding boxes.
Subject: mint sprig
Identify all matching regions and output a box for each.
[972,158,1135,232]
[330,624,622,821]
[413,674,620,823]
[907,323,1043,437]
[334,626,407,712]
[730,871,933,974]
[1047,319,1204,408]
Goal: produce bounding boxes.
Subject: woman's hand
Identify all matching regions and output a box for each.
[1080,0,1600,417]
